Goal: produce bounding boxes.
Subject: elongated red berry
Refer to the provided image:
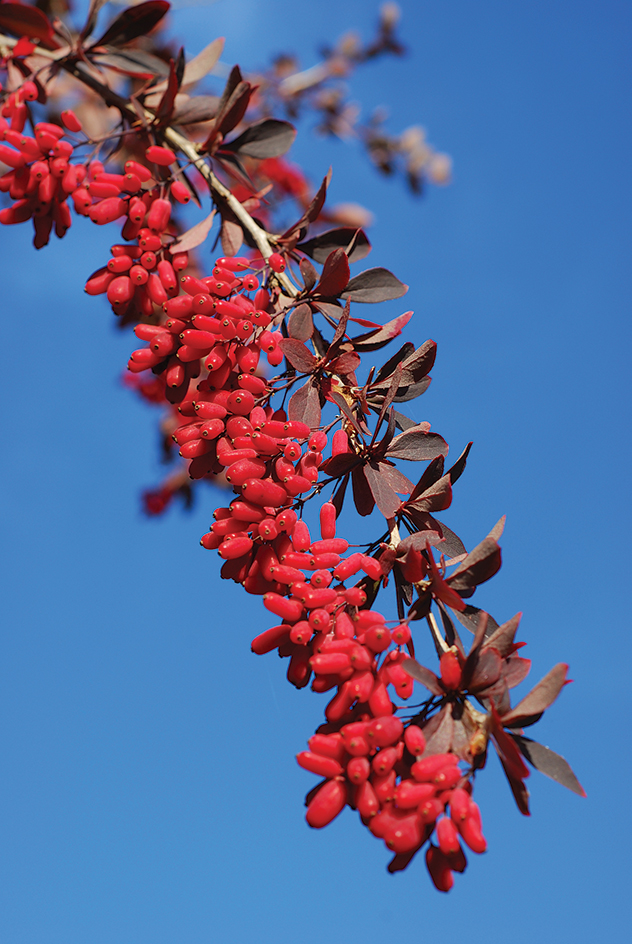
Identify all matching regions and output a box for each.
[145,145,176,166]
[306,779,346,829]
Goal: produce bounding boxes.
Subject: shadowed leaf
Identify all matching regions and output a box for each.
[298,227,371,263]
[402,659,443,695]
[278,339,318,372]
[223,118,296,159]
[511,735,586,796]
[502,664,570,727]
[352,311,413,351]
[288,380,321,428]
[173,95,219,124]
[314,248,350,297]
[170,209,216,252]
[92,48,170,78]
[352,466,375,516]
[92,1,170,48]
[364,462,402,517]
[288,304,314,341]
[387,426,449,462]
[0,2,61,48]
[181,37,224,87]
[341,267,408,303]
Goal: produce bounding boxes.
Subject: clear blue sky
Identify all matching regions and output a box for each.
[1,1,630,941]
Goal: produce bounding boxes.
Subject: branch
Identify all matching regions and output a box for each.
[0,33,297,297]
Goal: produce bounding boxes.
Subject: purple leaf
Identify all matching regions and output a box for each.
[288,380,321,429]
[298,227,371,264]
[502,664,570,727]
[92,1,169,48]
[314,248,351,297]
[510,735,586,797]
[170,209,216,252]
[173,95,219,124]
[341,267,408,303]
[352,310,414,351]
[364,463,402,517]
[352,466,375,517]
[287,304,314,341]
[278,339,318,373]
[386,426,449,462]
[402,659,443,695]
[223,118,296,159]
[299,258,318,292]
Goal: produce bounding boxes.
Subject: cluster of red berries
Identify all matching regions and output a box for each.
[0,111,84,246]
[299,717,486,890]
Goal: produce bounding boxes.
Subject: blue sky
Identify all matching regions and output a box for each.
[1,1,630,941]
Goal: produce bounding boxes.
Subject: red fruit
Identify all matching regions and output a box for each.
[242,478,288,508]
[124,160,152,182]
[145,145,176,166]
[372,769,396,804]
[107,275,134,309]
[89,197,126,225]
[384,810,423,854]
[308,733,345,763]
[440,650,463,691]
[404,724,426,757]
[310,652,352,675]
[147,197,171,232]
[368,681,393,716]
[297,751,343,779]
[365,715,403,748]
[426,845,454,892]
[347,756,371,784]
[391,623,411,645]
[372,747,399,776]
[0,144,25,168]
[436,816,461,856]
[171,180,191,204]
[394,780,435,810]
[411,753,459,783]
[356,780,380,819]
[306,779,346,829]
[364,625,391,653]
[268,251,286,273]
[250,624,290,654]
[19,81,38,102]
[263,593,304,622]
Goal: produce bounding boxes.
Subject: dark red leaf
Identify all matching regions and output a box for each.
[81,0,110,40]
[501,664,570,727]
[447,525,503,597]
[282,170,331,242]
[468,647,503,693]
[92,48,170,79]
[330,351,361,377]
[173,95,219,124]
[502,655,532,690]
[330,298,351,347]
[386,426,449,462]
[223,118,296,159]
[378,462,413,496]
[364,462,402,518]
[341,267,408,303]
[92,1,170,48]
[298,227,371,264]
[484,613,522,657]
[153,57,179,125]
[421,705,454,753]
[447,441,473,485]
[497,754,531,816]
[278,339,318,373]
[352,466,375,517]
[299,258,318,292]
[352,311,413,352]
[450,604,499,637]
[319,453,360,477]
[409,455,445,500]
[374,342,415,385]
[287,304,314,341]
[314,248,351,297]
[510,735,586,797]
[288,380,321,429]
[400,340,437,383]
[0,2,61,48]
[402,659,443,695]
[408,474,452,513]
